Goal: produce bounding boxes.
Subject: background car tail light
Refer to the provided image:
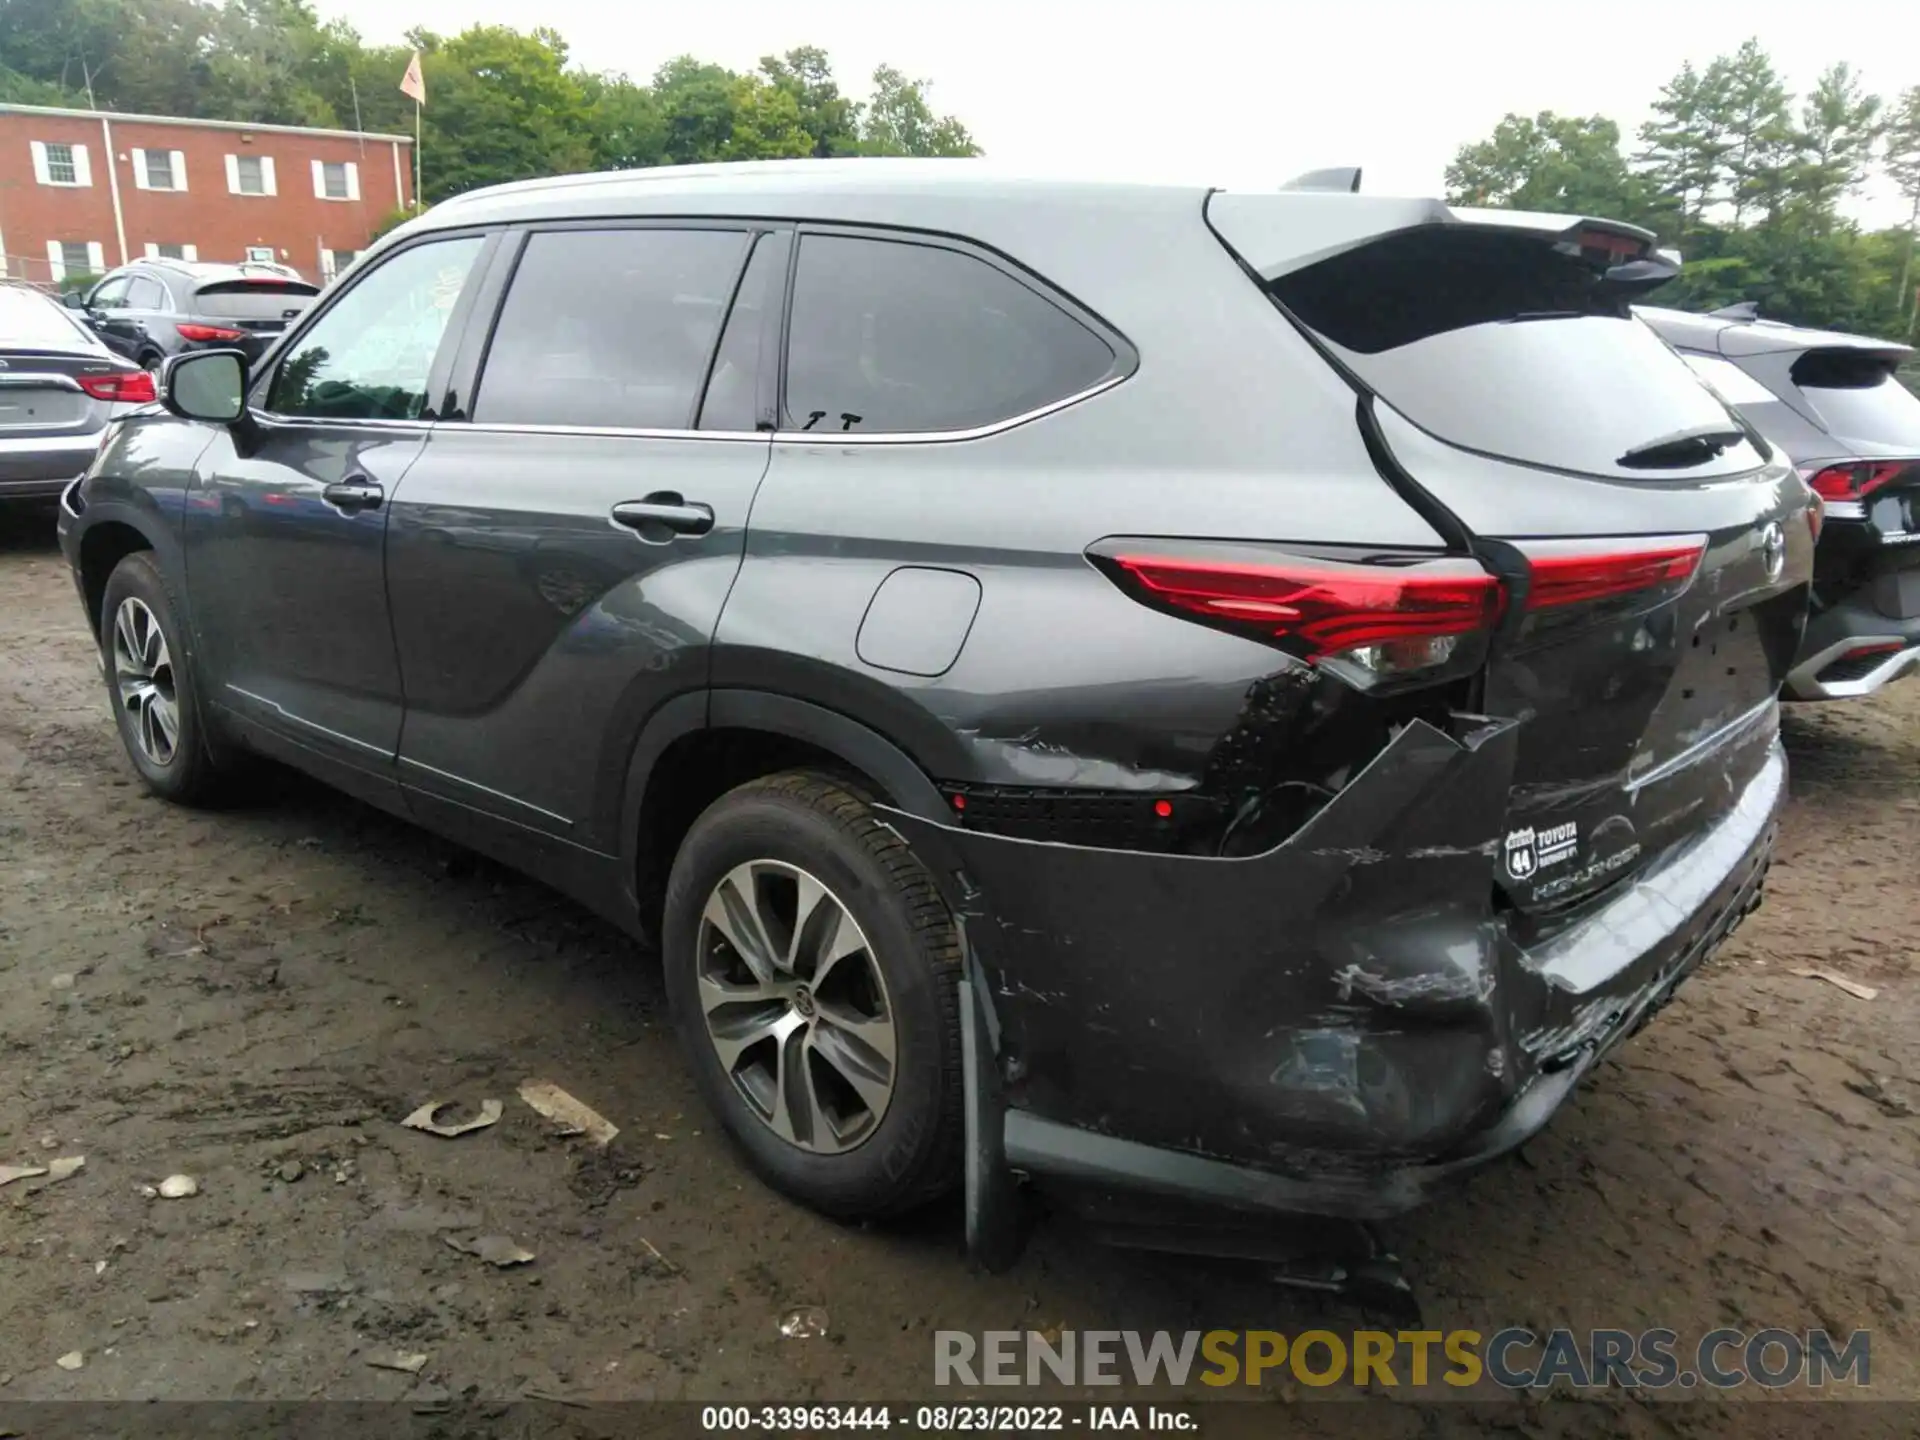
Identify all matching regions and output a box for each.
[1088,541,1504,683]
[176,322,248,342]
[1799,459,1916,504]
[77,370,156,404]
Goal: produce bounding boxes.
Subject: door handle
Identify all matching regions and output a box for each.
[611,494,714,538]
[322,476,384,512]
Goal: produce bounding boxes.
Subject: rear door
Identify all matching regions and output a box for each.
[84,274,139,361]
[1208,198,1815,916]
[383,222,780,852]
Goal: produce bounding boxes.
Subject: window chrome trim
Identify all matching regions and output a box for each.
[395,366,1127,446]
[246,409,434,433]
[772,368,1129,445]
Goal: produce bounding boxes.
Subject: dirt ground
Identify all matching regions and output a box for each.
[1,501,1917,1435]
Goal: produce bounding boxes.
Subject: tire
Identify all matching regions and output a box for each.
[99,550,225,804]
[662,770,964,1220]
[138,350,164,372]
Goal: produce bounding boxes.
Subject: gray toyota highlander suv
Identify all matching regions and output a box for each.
[57,162,1815,1264]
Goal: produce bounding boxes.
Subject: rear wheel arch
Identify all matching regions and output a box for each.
[623,690,953,940]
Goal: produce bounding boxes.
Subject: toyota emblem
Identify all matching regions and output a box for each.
[1759,521,1786,583]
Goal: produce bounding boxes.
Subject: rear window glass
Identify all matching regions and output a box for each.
[0,287,97,348]
[1792,354,1920,450]
[1266,228,1760,478]
[195,280,319,320]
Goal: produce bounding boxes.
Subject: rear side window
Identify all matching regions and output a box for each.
[475,227,748,430]
[782,234,1116,434]
[1260,227,1761,479]
[1791,351,1920,450]
[698,232,784,432]
[195,280,319,320]
[126,276,167,309]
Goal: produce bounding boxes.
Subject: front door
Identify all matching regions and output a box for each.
[183,232,490,800]
[384,223,783,851]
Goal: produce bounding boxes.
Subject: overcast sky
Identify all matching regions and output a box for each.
[314,0,1920,226]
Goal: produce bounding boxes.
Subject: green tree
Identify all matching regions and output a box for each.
[414,26,594,201]
[1794,62,1883,229]
[1444,111,1653,226]
[1637,59,1737,234]
[1715,39,1794,226]
[1883,86,1920,336]
[759,46,860,158]
[858,65,979,157]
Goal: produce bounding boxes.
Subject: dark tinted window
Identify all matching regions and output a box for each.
[268,236,483,421]
[783,235,1116,434]
[1791,352,1920,450]
[196,279,320,319]
[1267,227,1761,478]
[475,227,748,430]
[698,233,783,432]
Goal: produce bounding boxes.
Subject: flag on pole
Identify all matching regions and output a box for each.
[399,52,426,106]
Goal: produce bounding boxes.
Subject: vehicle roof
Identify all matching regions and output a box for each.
[390,158,1658,291]
[109,258,316,289]
[1637,304,1913,361]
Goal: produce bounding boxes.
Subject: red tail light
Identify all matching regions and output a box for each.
[1521,540,1706,611]
[1799,459,1915,503]
[77,370,156,404]
[1090,542,1504,682]
[176,322,247,342]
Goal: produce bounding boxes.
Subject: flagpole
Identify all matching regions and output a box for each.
[414,100,422,212]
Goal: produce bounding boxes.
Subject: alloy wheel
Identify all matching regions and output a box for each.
[696,860,898,1153]
[112,596,179,766]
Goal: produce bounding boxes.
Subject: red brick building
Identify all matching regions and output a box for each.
[0,104,413,288]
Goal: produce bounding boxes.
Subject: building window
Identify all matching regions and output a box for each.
[133,148,187,192]
[322,249,360,280]
[30,140,91,187]
[144,243,198,262]
[46,240,105,281]
[227,153,277,196]
[245,246,277,264]
[313,159,358,201]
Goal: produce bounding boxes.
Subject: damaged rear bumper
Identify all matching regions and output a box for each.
[881,708,1784,1248]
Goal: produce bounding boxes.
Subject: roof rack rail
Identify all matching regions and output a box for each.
[1279,166,1362,194]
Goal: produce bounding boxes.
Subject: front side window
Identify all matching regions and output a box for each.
[474,227,747,430]
[89,274,131,308]
[267,236,484,422]
[44,143,77,184]
[126,277,168,309]
[782,234,1117,434]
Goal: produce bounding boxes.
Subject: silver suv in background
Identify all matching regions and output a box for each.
[1641,304,1920,700]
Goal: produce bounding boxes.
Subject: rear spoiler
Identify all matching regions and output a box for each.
[1279,166,1363,193]
[1207,190,1672,286]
